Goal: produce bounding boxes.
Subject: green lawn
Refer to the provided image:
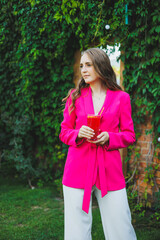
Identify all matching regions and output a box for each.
[0,177,160,240]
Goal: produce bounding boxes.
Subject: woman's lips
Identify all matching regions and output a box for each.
[83,75,90,78]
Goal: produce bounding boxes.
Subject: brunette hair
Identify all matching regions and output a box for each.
[63,48,122,112]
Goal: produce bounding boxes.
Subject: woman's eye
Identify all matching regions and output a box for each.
[79,63,92,69]
[86,63,92,67]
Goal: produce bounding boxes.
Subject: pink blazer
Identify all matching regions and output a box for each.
[59,87,136,213]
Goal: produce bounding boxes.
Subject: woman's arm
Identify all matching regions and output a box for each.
[59,94,80,147]
[105,93,136,150]
[59,94,94,146]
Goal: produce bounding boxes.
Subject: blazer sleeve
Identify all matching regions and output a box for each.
[105,93,136,150]
[59,94,83,147]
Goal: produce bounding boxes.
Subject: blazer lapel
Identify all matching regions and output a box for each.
[99,89,114,118]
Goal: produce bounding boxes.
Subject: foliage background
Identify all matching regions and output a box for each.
[0,0,160,189]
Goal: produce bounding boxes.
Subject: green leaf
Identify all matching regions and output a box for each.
[155,26,160,33]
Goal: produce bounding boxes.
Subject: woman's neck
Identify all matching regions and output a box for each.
[90,81,107,97]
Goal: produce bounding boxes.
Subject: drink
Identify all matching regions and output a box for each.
[87,114,101,140]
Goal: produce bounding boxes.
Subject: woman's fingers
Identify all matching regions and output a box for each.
[89,132,109,145]
[98,132,109,141]
[96,132,104,139]
[78,126,95,139]
[78,128,109,144]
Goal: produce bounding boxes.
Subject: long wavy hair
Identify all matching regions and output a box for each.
[63,48,122,113]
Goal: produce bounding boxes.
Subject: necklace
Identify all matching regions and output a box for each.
[92,92,106,115]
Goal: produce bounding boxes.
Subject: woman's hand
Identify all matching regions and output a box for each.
[88,131,109,145]
[78,125,95,140]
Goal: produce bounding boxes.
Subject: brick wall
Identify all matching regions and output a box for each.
[129,117,160,203]
[120,58,160,202]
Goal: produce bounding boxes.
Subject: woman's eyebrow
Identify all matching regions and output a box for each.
[80,61,92,65]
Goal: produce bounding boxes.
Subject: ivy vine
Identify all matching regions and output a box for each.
[0,0,159,195]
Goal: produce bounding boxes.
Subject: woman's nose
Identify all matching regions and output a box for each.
[81,66,87,72]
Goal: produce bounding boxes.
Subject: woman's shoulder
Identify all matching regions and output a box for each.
[108,90,131,105]
[69,88,76,95]
[67,87,89,106]
[110,89,130,98]
[70,87,89,98]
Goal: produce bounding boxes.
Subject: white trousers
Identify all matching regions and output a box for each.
[63,185,137,240]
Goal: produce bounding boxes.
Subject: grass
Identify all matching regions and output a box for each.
[0,178,64,240]
[0,177,160,240]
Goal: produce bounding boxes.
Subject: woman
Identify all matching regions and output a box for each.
[59,48,137,240]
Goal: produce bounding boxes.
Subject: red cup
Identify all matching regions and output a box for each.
[87,114,101,140]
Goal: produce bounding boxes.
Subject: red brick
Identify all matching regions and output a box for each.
[141,148,150,155]
[137,134,152,142]
[156,178,160,186]
[138,183,153,195]
[137,119,152,130]
[138,169,145,175]
[155,172,160,178]
[138,142,149,148]
[153,155,160,163]
[139,156,147,161]
[139,161,147,169]
[129,159,134,165]
[147,187,153,195]
[156,149,160,154]
[130,155,135,160]
[146,122,153,129]
[138,181,147,188]
[143,156,153,163]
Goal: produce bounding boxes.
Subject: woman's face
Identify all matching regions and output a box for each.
[80,53,100,84]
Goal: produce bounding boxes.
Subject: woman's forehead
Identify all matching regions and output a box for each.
[80,53,92,63]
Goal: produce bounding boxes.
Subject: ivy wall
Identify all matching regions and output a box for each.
[0,0,160,193]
